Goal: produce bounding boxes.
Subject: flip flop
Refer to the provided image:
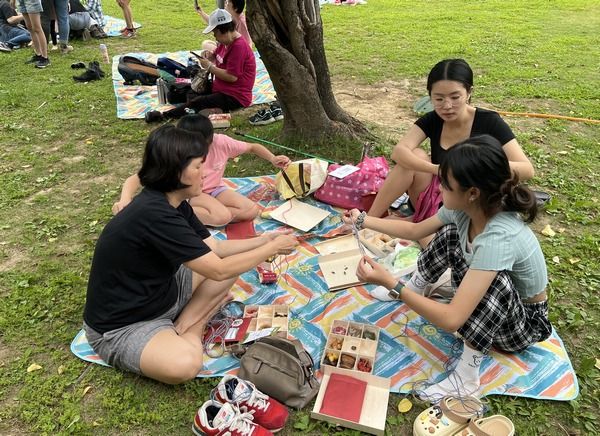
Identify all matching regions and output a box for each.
[533,190,551,206]
[413,396,485,436]
[453,414,515,436]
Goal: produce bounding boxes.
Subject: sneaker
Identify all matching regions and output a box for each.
[145,110,164,123]
[213,375,289,432]
[59,43,73,54]
[0,42,11,52]
[25,54,43,64]
[120,28,137,38]
[90,24,108,39]
[34,57,51,69]
[73,67,102,82]
[89,61,105,77]
[248,109,275,126]
[49,43,59,51]
[192,400,273,436]
[269,103,284,121]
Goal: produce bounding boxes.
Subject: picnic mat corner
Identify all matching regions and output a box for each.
[71,175,579,402]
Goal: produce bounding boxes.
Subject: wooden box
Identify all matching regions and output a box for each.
[311,366,390,436]
[243,304,289,338]
[321,320,379,373]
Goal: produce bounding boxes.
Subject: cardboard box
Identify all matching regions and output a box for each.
[311,366,390,436]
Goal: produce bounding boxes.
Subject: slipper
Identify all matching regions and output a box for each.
[71,62,86,69]
[413,396,485,436]
[533,190,551,206]
[453,415,514,436]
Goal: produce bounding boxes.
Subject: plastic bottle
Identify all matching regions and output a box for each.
[99,44,109,64]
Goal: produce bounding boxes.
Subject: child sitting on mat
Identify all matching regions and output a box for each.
[344,134,551,400]
[113,114,290,226]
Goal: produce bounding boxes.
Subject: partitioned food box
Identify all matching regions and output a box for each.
[243,304,289,338]
[321,320,379,374]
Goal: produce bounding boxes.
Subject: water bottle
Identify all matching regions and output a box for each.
[99,44,109,64]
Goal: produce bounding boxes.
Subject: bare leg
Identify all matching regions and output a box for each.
[215,189,260,222]
[116,0,134,29]
[139,272,237,384]
[189,192,234,226]
[368,149,432,217]
[23,13,47,58]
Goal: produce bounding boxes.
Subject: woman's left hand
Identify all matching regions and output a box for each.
[271,155,291,168]
[356,256,394,287]
[199,58,212,70]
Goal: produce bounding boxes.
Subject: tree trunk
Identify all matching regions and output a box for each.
[246,0,368,141]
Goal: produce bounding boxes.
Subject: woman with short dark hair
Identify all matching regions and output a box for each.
[83,125,297,384]
[345,135,551,400]
[368,59,534,221]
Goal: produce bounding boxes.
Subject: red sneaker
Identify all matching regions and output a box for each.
[192,400,273,436]
[213,375,289,432]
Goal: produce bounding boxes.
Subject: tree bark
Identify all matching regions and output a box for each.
[246,0,368,141]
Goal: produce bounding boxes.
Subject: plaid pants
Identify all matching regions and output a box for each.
[417,224,552,354]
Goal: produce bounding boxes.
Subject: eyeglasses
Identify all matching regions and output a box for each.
[431,94,466,108]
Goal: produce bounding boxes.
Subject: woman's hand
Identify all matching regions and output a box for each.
[271,155,291,169]
[342,209,362,225]
[112,198,132,215]
[356,256,395,288]
[198,57,212,71]
[271,234,298,255]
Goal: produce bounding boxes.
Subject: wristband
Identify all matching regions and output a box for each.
[354,211,367,230]
[388,281,404,301]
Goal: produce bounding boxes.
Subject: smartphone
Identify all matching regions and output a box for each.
[190,50,204,60]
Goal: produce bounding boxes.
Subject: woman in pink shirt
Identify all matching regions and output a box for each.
[115,115,290,226]
[145,8,255,123]
[196,0,252,47]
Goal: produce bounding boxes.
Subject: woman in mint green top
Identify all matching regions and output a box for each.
[344,134,551,401]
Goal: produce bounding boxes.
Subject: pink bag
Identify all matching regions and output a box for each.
[314,156,389,210]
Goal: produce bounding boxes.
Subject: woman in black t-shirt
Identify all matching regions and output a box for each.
[368,59,534,222]
[83,125,298,384]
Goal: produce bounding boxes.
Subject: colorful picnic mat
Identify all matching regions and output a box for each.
[71,176,578,401]
[102,15,142,37]
[111,50,276,119]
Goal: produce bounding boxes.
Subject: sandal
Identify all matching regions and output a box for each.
[413,396,485,436]
[453,415,514,436]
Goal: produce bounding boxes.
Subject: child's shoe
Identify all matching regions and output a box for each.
[192,400,273,436]
[213,375,289,432]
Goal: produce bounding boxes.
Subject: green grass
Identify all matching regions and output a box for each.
[1,0,599,434]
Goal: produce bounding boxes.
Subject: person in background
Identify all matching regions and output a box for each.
[345,135,551,400]
[116,0,135,38]
[115,115,290,226]
[85,0,105,28]
[40,0,71,53]
[196,0,252,47]
[15,0,49,67]
[367,59,534,223]
[145,9,255,123]
[0,0,32,51]
[68,0,106,39]
[84,124,298,384]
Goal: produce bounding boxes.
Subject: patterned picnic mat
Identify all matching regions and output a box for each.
[71,176,578,401]
[102,15,142,37]
[111,50,276,119]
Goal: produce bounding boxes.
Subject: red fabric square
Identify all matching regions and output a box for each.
[226,221,256,239]
[319,373,367,422]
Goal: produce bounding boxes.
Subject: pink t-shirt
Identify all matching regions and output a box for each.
[235,13,253,47]
[202,133,250,193]
[212,36,256,107]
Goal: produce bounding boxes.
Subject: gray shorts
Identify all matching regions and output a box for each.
[16,0,43,14]
[84,266,193,375]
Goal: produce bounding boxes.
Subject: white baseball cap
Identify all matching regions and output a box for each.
[202,8,233,34]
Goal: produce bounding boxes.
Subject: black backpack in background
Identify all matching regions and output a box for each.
[117,56,160,86]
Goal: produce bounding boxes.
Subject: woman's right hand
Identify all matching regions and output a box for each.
[272,234,298,255]
[341,209,361,225]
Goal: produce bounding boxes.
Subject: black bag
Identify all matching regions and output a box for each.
[237,336,319,409]
[166,82,193,104]
[117,55,160,86]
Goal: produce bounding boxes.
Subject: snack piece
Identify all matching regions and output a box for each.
[340,354,356,369]
[357,358,372,373]
[348,325,362,337]
[324,352,339,366]
[332,325,347,335]
[328,337,343,350]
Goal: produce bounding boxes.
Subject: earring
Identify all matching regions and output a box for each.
[469,197,475,202]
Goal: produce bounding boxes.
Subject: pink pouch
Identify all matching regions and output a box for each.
[412,176,443,222]
[314,156,389,210]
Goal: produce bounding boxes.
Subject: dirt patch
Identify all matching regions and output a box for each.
[0,249,25,275]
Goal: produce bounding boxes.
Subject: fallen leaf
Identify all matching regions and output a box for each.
[552,256,560,264]
[57,365,64,374]
[569,258,580,264]
[27,363,42,373]
[595,358,600,370]
[398,398,412,413]
[93,421,101,427]
[541,224,556,237]
[556,150,569,155]
[233,157,240,163]
[82,386,92,396]
[557,227,566,233]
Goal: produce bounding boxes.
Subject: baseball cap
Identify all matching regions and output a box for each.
[202,9,233,34]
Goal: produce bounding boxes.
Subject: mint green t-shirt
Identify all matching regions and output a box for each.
[436,207,547,299]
